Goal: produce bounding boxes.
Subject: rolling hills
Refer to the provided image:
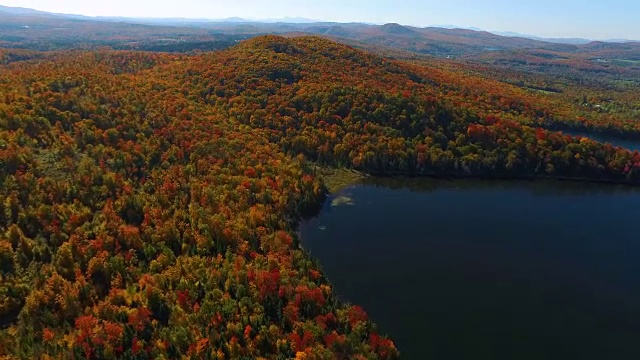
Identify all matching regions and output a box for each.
[2,4,639,58]
[1,5,640,358]
[2,36,640,358]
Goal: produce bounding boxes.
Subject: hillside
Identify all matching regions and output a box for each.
[462,44,640,135]
[2,35,640,358]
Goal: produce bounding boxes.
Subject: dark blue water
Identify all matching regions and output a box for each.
[301,178,640,359]
[561,130,640,152]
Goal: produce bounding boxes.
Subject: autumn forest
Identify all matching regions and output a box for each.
[1,7,640,359]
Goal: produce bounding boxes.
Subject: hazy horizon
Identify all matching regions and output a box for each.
[1,0,639,40]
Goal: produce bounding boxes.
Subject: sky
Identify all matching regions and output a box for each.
[1,0,638,40]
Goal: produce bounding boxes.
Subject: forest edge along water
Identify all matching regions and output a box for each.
[319,130,640,193]
[560,130,640,152]
[302,134,640,359]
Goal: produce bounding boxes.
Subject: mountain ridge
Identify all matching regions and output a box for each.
[1,4,637,46]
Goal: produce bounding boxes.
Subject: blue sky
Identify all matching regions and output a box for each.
[1,0,638,40]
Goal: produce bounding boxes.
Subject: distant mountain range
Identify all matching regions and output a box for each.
[223,17,321,24]
[493,31,637,45]
[0,4,638,57]
[0,5,48,16]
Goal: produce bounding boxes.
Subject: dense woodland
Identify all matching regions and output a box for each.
[1,34,640,359]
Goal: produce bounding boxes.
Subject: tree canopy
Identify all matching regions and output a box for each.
[1,35,639,359]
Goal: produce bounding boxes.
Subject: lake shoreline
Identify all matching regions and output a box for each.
[320,168,639,196]
[315,127,640,195]
[364,170,640,187]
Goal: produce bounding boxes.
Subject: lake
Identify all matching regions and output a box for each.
[300,178,640,359]
[561,130,640,152]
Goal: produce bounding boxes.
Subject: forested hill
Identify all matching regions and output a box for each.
[162,35,640,179]
[1,35,640,359]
